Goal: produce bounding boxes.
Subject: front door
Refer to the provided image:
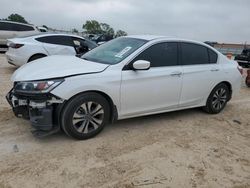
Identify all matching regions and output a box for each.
[120,42,183,118]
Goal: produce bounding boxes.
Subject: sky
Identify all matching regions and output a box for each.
[0,0,250,43]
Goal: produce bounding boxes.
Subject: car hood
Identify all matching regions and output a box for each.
[11,55,109,82]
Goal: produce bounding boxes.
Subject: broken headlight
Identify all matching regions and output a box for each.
[14,79,64,94]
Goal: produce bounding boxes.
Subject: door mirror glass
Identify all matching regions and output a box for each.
[132,60,150,70]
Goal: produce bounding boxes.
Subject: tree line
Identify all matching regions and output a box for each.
[82,20,127,37]
[1,14,127,37]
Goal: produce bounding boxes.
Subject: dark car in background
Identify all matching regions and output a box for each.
[91,34,114,45]
[235,48,250,68]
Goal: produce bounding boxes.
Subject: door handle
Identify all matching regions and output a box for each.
[170,71,182,76]
[210,68,220,72]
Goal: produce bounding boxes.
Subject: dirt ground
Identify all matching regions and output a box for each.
[0,53,249,188]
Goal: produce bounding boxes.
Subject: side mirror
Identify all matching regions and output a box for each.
[132,60,150,70]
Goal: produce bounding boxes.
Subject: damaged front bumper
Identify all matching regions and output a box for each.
[6,89,64,137]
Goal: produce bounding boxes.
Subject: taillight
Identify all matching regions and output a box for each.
[8,43,24,49]
[237,65,243,75]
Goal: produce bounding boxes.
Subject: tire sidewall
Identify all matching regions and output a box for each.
[61,93,110,140]
[206,83,230,114]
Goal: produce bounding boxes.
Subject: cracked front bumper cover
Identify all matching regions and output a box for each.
[6,89,63,135]
[29,105,54,131]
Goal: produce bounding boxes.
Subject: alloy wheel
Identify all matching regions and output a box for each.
[72,101,104,134]
[212,88,227,111]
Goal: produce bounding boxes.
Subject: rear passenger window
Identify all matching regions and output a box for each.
[36,36,73,46]
[133,42,178,67]
[181,43,209,65]
[208,49,218,64]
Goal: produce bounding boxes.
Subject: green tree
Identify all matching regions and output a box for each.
[100,23,114,36]
[82,20,102,34]
[72,28,79,33]
[83,20,127,37]
[6,14,28,24]
[115,30,127,37]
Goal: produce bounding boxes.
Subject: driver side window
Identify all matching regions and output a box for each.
[132,42,178,67]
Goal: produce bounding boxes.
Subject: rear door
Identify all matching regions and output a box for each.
[179,42,223,107]
[36,36,76,55]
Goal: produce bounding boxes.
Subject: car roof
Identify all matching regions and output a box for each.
[14,33,85,40]
[33,33,85,39]
[125,35,167,41]
[125,35,212,47]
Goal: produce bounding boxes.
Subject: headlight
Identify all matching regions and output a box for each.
[14,79,64,93]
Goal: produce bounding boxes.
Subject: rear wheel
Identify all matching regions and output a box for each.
[203,83,230,114]
[28,54,46,62]
[61,93,110,140]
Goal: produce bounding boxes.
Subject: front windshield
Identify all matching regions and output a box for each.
[81,37,147,65]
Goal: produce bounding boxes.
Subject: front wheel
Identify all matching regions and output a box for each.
[61,93,110,140]
[203,83,230,114]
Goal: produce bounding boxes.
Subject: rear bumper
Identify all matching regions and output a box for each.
[5,50,27,66]
[6,89,64,134]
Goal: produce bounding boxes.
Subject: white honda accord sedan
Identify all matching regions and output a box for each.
[5,33,97,66]
[6,35,242,139]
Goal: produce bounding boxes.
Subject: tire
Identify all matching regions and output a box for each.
[28,54,46,62]
[203,83,230,114]
[61,92,110,140]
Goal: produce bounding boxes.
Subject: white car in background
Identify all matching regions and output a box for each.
[0,20,40,51]
[6,36,242,140]
[5,33,98,66]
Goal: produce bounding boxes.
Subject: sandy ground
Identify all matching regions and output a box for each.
[0,54,249,188]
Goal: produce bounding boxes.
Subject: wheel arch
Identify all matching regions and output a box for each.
[219,81,232,100]
[59,90,118,124]
[209,81,232,101]
[28,53,47,62]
